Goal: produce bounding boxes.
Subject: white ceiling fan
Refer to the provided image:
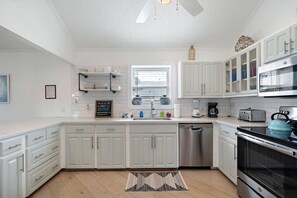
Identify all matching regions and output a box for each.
[136,0,203,23]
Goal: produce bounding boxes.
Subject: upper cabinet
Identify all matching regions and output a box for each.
[178,61,222,98]
[225,43,260,96]
[264,23,297,63]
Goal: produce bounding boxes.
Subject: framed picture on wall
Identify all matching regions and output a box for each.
[0,74,10,103]
[45,85,56,99]
[95,100,113,118]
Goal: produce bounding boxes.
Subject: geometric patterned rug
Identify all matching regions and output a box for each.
[125,171,188,192]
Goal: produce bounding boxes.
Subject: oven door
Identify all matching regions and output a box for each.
[237,132,297,198]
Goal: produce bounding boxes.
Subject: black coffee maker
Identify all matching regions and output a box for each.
[208,102,219,118]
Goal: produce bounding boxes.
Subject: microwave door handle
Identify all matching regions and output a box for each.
[236,132,297,158]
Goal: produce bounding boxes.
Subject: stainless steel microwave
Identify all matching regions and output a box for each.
[258,54,297,97]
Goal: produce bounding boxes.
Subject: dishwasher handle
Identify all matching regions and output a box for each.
[191,127,203,131]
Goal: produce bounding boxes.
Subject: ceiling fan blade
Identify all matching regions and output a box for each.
[136,0,155,23]
[179,0,203,17]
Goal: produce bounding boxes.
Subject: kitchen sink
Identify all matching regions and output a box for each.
[133,118,171,121]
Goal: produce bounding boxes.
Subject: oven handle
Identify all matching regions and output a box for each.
[236,132,297,158]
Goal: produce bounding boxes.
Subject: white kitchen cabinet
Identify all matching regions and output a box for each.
[225,43,260,96]
[130,134,154,168]
[65,134,95,168]
[291,23,297,55]
[97,134,125,168]
[263,24,297,63]
[154,134,177,168]
[95,124,126,169]
[130,124,177,168]
[0,151,23,198]
[25,126,61,197]
[178,61,222,98]
[218,124,237,185]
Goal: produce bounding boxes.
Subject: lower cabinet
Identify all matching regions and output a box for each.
[66,134,95,168]
[218,125,237,184]
[97,134,126,168]
[130,124,178,168]
[0,151,23,198]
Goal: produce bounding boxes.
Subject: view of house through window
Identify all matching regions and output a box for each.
[131,65,171,103]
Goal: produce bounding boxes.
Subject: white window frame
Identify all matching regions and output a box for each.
[129,65,172,109]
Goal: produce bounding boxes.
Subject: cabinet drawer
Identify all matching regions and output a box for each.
[47,126,60,139]
[0,137,22,157]
[65,125,94,134]
[26,138,60,171]
[95,125,126,133]
[219,125,237,140]
[26,129,46,146]
[26,155,60,196]
[130,124,177,133]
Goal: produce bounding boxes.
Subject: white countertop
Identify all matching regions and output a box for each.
[0,116,267,140]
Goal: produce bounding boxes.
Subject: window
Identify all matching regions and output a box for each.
[131,65,171,103]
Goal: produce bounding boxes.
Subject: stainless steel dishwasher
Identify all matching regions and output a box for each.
[179,123,213,167]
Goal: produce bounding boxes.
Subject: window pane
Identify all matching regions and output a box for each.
[131,66,170,102]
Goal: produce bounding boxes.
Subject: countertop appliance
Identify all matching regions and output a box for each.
[208,102,218,118]
[236,106,297,198]
[192,99,201,118]
[179,123,213,167]
[258,54,297,97]
[238,108,266,122]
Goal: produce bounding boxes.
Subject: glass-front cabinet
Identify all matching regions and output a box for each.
[224,43,260,96]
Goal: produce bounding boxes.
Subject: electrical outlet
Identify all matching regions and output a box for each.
[61,107,65,113]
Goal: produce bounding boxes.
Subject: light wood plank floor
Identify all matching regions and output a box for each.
[30,169,237,198]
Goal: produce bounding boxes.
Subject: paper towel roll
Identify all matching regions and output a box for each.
[174,104,181,118]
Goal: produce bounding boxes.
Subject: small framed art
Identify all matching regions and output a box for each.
[0,74,9,103]
[45,85,56,99]
[95,100,112,118]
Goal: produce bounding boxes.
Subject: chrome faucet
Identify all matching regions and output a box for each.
[150,100,156,118]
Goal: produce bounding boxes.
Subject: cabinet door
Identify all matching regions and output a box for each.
[290,24,297,55]
[97,134,125,168]
[203,62,222,96]
[66,134,80,168]
[218,136,227,174]
[226,139,237,184]
[275,28,291,59]
[154,134,177,168]
[179,62,203,97]
[130,134,153,168]
[80,135,95,168]
[0,152,23,198]
[97,136,111,167]
[110,135,125,168]
[264,35,276,63]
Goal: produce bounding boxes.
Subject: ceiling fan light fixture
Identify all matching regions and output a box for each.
[159,0,171,5]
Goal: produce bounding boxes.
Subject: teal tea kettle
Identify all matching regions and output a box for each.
[268,112,291,133]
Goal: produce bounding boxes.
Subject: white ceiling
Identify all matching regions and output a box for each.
[0,27,37,51]
[50,0,262,49]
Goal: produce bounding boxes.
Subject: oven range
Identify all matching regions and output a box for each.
[237,106,297,198]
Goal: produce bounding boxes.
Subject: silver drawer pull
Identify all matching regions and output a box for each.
[75,129,84,131]
[52,164,59,169]
[106,128,115,131]
[51,131,58,135]
[34,153,44,159]
[35,175,44,182]
[223,131,229,134]
[52,146,59,150]
[8,144,21,150]
[34,136,44,141]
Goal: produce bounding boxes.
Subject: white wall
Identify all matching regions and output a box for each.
[72,48,231,118]
[0,0,76,64]
[0,52,72,122]
[240,0,297,41]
